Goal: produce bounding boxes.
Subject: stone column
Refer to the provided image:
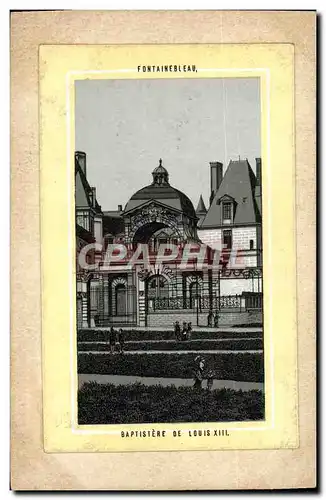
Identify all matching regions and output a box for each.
[98,274,104,325]
[208,268,213,310]
[82,291,89,328]
[127,271,134,323]
[138,278,146,327]
[103,276,109,319]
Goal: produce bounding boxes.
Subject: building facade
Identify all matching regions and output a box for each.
[75,152,263,328]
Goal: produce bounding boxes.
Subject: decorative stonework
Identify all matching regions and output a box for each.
[130,204,180,234]
[137,267,151,281]
[137,263,174,282]
[77,269,92,282]
[111,276,128,288]
[186,274,203,286]
[217,267,263,280]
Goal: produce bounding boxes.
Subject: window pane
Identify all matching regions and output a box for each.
[223,202,231,219]
[223,203,231,219]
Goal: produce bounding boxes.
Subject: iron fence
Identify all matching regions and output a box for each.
[149,294,244,311]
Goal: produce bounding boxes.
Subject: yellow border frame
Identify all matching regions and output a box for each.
[40,44,297,453]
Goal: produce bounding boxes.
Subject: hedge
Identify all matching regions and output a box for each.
[77,329,263,342]
[78,339,263,352]
[78,352,264,382]
[78,382,265,424]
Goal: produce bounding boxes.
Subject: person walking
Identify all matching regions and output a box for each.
[186,322,192,340]
[117,328,125,354]
[174,321,181,341]
[206,369,215,391]
[109,326,116,354]
[181,321,188,341]
[207,310,213,328]
[193,356,206,389]
[214,311,220,328]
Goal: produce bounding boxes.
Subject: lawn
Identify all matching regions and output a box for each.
[78,352,264,382]
[78,382,265,424]
[78,338,263,352]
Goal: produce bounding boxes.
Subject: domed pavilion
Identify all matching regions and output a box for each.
[123,159,199,248]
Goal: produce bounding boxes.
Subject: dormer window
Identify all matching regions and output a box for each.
[217,194,236,225]
[222,202,232,221]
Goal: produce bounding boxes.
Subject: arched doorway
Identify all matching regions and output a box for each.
[131,219,182,250]
[146,274,169,312]
[147,275,169,299]
[186,274,203,310]
[132,221,167,248]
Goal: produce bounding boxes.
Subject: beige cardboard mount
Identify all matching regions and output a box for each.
[11,10,316,490]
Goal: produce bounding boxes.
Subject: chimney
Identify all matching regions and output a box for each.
[75,151,87,177]
[255,158,262,186]
[91,187,96,208]
[255,158,262,216]
[209,162,223,205]
[118,204,123,212]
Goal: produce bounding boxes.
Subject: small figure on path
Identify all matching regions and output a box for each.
[109,326,116,354]
[207,310,213,328]
[193,356,206,389]
[206,369,216,391]
[214,311,220,328]
[186,322,192,340]
[174,321,181,341]
[117,328,125,354]
[181,321,188,341]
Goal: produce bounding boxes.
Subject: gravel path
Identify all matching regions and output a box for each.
[78,373,264,392]
[81,326,262,332]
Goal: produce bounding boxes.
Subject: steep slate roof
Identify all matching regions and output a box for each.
[201,159,261,228]
[196,195,207,214]
[75,160,102,213]
[75,166,91,208]
[196,194,208,228]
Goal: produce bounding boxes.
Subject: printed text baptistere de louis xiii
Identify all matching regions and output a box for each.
[121,429,230,439]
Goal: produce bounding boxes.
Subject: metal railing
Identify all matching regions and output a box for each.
[148,294,245,312]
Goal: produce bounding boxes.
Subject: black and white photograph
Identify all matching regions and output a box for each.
[75,77,264,425]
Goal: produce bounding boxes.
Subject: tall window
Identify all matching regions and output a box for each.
[222,202,232,222]
[223,229,232,249]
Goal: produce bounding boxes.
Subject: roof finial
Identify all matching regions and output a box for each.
[159,158,162,166]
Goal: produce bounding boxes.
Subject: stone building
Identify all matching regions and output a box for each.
[75,151,102,328]
[198,159,263,296]
[75,152,263,328]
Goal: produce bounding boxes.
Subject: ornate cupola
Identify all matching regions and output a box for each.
[152,159,170,186]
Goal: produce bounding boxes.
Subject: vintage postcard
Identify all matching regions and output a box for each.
[11,10,316,490]
[40,43,298,453]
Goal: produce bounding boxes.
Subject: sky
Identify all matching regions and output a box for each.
[75,78,261,212]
